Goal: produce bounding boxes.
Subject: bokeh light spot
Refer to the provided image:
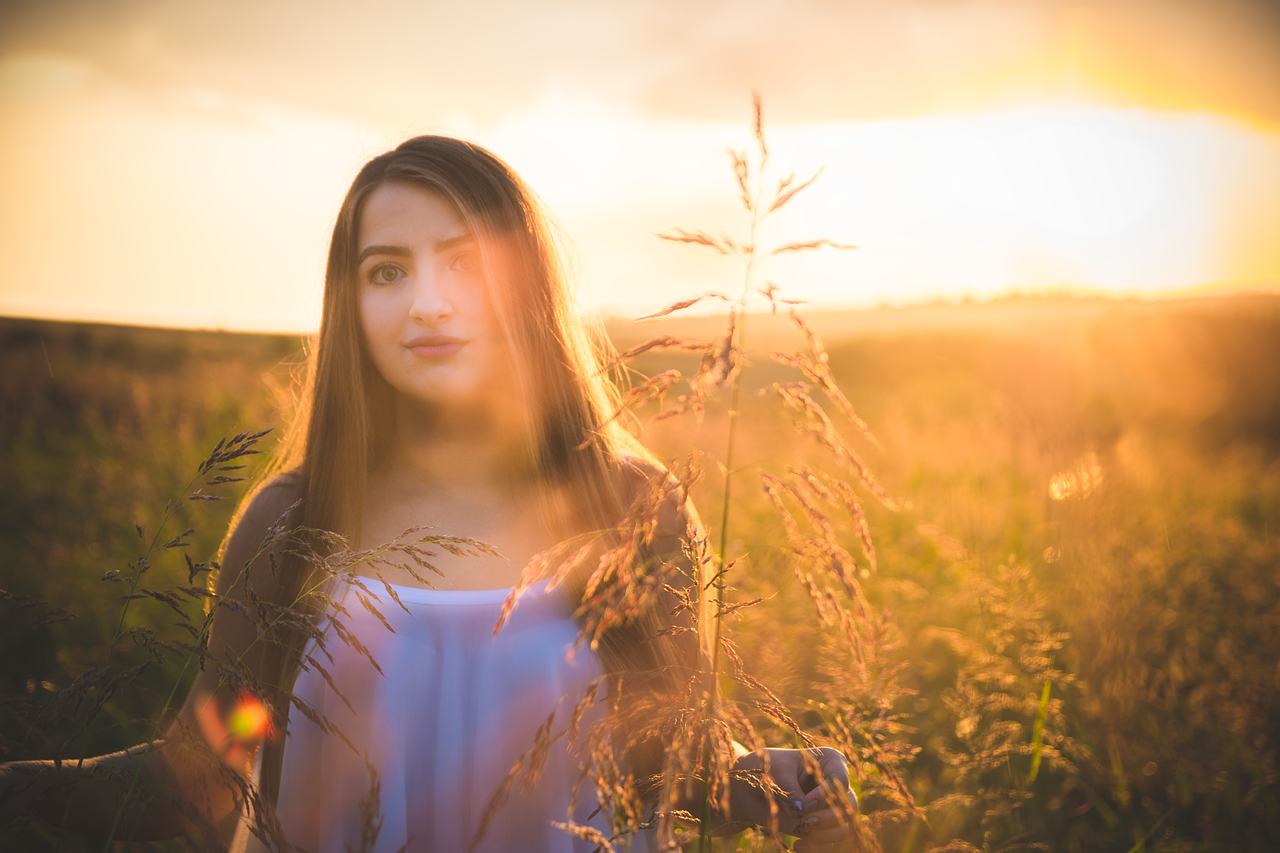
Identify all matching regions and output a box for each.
[228,694,270,742]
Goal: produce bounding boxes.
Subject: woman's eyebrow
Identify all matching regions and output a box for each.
[357,234,474,265]
[434,233,476,252]
[357,245,409,264]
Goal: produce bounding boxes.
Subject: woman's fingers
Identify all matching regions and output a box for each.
[800,838,846,850]
[728,746,860,846]
[791,801,851,843]
[800,747,859,819]
[800,784,858,823]
[726,749,805,832]
[802,747,854,795]
[792,748,859,851]
[789,802,853,845]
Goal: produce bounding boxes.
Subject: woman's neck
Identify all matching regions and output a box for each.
[359,395,578,589]
[383,394,538,495]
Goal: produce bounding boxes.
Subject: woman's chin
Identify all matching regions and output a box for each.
[394,384,515,426]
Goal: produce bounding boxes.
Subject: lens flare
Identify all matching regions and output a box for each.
[195,689,274,774]
[228,693,271,742]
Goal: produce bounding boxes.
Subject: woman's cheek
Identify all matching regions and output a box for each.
[360,292,402,363]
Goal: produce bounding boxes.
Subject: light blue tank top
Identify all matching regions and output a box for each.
[234,578,647,853]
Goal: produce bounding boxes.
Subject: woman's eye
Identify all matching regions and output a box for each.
[450,252,479,273]
[369,264,405,285]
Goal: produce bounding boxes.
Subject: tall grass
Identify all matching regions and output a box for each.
[2,103,1279,851]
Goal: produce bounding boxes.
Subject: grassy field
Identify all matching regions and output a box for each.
[1,293,1277,851]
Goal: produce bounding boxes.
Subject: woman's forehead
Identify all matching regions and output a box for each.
[358,181,470,247]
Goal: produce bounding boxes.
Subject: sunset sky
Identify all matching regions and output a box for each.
[2,0,1279,332]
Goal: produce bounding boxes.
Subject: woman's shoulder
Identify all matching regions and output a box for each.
[237,471,305,531]
[220,472,305,570]
[611,454,667,489]
[610,454,675,507]
[608,454,700,535]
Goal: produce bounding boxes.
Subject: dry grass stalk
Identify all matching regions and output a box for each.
[596,95,905,852]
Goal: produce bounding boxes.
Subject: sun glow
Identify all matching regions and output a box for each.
[751,106,1254,307]
[2,51,1279,330]
[491,100,1280,316]
[946,110,1177,241]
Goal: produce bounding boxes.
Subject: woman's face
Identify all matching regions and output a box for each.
[356,181,509,410]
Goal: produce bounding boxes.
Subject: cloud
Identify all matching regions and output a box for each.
[2,0,1279,126]
[0,52,97,104]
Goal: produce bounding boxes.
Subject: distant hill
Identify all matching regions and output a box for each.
[5,291,1279,453]
[605,292,1280,352]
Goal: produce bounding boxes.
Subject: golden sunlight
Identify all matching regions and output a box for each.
[756,106,1273,308]
[5,5,1280,848]
[3,60,1279,329]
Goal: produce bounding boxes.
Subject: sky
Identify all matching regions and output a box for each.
[2,0,1279,332]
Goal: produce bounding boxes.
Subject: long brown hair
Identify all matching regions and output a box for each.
[251,136,692,813]
[291,135,645,539]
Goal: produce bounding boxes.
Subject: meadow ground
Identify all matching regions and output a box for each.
[1,293,1277,851]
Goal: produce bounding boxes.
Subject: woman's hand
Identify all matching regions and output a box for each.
[728,746,859,852]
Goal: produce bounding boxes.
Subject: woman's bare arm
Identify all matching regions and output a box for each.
[0,476,303,842]
[0,739,228,841]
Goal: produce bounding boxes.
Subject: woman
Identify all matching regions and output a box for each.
[0,136,857,852]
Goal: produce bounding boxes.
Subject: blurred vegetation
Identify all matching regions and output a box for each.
[616,293,1280,852]
[0,318,302,851]
[1,293,1278,850]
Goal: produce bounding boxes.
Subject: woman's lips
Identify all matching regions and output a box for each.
[405,334,466,358]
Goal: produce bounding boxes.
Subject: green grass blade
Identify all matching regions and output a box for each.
[1027,679,1051,784]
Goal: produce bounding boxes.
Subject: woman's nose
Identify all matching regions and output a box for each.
[408,272,454,325]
